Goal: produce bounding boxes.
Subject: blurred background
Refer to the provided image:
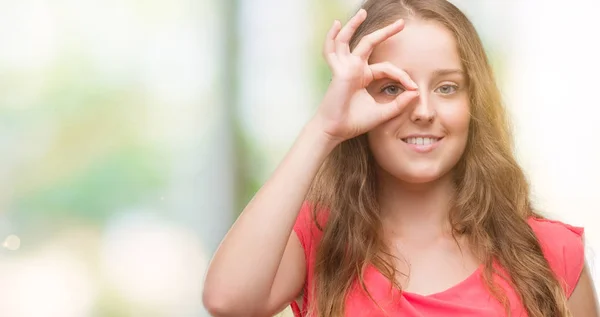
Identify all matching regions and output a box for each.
[0,0,598,316]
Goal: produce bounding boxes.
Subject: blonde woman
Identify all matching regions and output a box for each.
[203,0,599,316]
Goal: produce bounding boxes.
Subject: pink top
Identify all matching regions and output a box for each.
[290,202,585,316]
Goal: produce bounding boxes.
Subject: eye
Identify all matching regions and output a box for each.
[435,84,458,95]
[380,84,405,96]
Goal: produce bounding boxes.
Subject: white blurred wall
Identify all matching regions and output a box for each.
[238,0,316,174]
[507,1,600,289]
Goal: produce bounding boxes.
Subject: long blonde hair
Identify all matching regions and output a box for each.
[306,0,570,316]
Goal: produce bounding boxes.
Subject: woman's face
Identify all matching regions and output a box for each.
[366,19,471,184]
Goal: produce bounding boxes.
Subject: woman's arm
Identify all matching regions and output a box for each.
[568,264,599,317]
[202,123,337,317]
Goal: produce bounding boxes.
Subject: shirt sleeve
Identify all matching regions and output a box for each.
[528,217,585,297]
[293,201,314,255]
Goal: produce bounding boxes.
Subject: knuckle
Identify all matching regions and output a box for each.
[336,31,348,42]
[333,68,357,81]
[361,35,374,46]
[333,32,342,43]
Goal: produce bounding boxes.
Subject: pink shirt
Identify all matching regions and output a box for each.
[290,202,585,316]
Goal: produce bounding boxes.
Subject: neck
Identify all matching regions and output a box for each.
[377,168,455,239]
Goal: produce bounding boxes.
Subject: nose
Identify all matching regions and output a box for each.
[409,93,435,124]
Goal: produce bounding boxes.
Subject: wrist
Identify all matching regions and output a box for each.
[300,118,341,155]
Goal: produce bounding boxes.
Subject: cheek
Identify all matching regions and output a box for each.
[437,100,470,135]
[367,125,389,150]
[367,115,406,141]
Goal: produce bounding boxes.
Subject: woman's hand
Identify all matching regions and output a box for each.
[313,9,419,143]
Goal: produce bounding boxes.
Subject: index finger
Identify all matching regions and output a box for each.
[368,62,418,90]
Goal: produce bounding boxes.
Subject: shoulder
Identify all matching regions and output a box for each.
[527,216,586,297]
[293,201,328,255]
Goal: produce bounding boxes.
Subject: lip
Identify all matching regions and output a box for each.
[401,135,444,153]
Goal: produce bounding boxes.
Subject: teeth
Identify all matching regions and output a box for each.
[405,137,438,145]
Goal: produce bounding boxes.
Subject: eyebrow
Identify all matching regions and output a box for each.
[369,68,466,85]
[432,69,465,77]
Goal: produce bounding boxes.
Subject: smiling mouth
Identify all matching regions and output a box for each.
[401,137,443,145]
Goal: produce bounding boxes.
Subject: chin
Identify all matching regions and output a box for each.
[387,164,452,185]
[397,171,445,184]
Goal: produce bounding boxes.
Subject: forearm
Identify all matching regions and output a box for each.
[203,120,337,305]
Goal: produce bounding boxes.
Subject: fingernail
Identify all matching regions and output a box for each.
[411,81,418,89]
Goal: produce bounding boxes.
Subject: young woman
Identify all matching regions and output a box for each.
[203,0,599,316]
